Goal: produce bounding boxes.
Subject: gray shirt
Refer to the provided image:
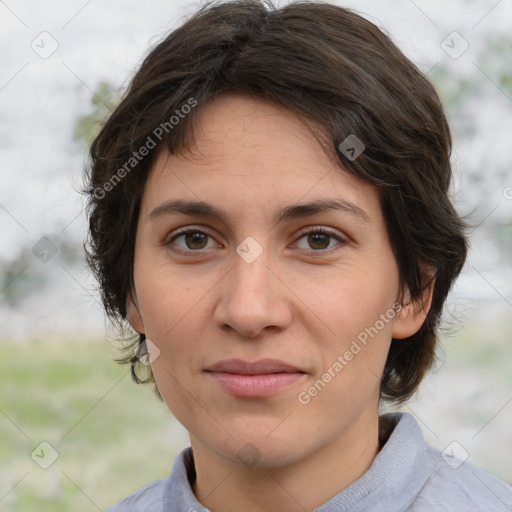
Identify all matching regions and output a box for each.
[105,412,512,511]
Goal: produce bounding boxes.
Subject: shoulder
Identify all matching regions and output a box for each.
[103,476,167,512]
[409,446,512,511]
[375,413,512,512]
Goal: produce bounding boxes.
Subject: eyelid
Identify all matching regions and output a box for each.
[166,225,215,242]
[294,225,343,239]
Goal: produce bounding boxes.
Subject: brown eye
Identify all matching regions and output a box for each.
[184,232,209,250]
[308,233,331,250]
[168,229,216,252]
[295,228,345,252]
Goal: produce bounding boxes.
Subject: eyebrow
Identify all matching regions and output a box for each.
[149,198,371,225]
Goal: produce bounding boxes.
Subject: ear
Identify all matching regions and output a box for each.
[126,291,145,334]
[392,279,435,340]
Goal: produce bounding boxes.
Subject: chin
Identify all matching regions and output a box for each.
[226,444,300,469]
[205,429,311,470]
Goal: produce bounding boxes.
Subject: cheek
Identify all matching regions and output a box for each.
[134,266,215,370]
[305,262,398,335]
[304,263,398,385]
[134,258,214,335]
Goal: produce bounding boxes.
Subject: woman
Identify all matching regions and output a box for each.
[84,1,512,510]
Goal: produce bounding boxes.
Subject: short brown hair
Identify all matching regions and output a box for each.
[84,0,468,404]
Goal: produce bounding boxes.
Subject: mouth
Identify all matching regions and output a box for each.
[204,358,307,397]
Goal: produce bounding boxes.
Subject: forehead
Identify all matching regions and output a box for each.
[141,94,382,225]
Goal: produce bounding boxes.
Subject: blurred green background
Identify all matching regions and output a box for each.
[1,313,511,511]
[0,336,188,511]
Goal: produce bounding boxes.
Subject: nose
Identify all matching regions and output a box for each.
[213,243,293,339]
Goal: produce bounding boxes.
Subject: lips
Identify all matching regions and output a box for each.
[205,358,305,375]
[204,358,306,397]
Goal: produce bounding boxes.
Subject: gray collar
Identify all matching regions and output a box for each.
[162,412,434,512]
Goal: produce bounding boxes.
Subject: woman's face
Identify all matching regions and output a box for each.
[128,94,425,469]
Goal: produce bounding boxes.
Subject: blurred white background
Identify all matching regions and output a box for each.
[1,0,511,337]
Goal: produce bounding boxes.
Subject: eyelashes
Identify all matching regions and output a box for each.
[165,226,347,256]
[167,229,217,253]
[294,228,345,252]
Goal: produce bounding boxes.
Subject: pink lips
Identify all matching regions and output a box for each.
[204,358,306,397]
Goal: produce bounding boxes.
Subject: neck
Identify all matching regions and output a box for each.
[189,409,381,512]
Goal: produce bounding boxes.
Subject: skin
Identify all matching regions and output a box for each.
[127,94,433,512]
